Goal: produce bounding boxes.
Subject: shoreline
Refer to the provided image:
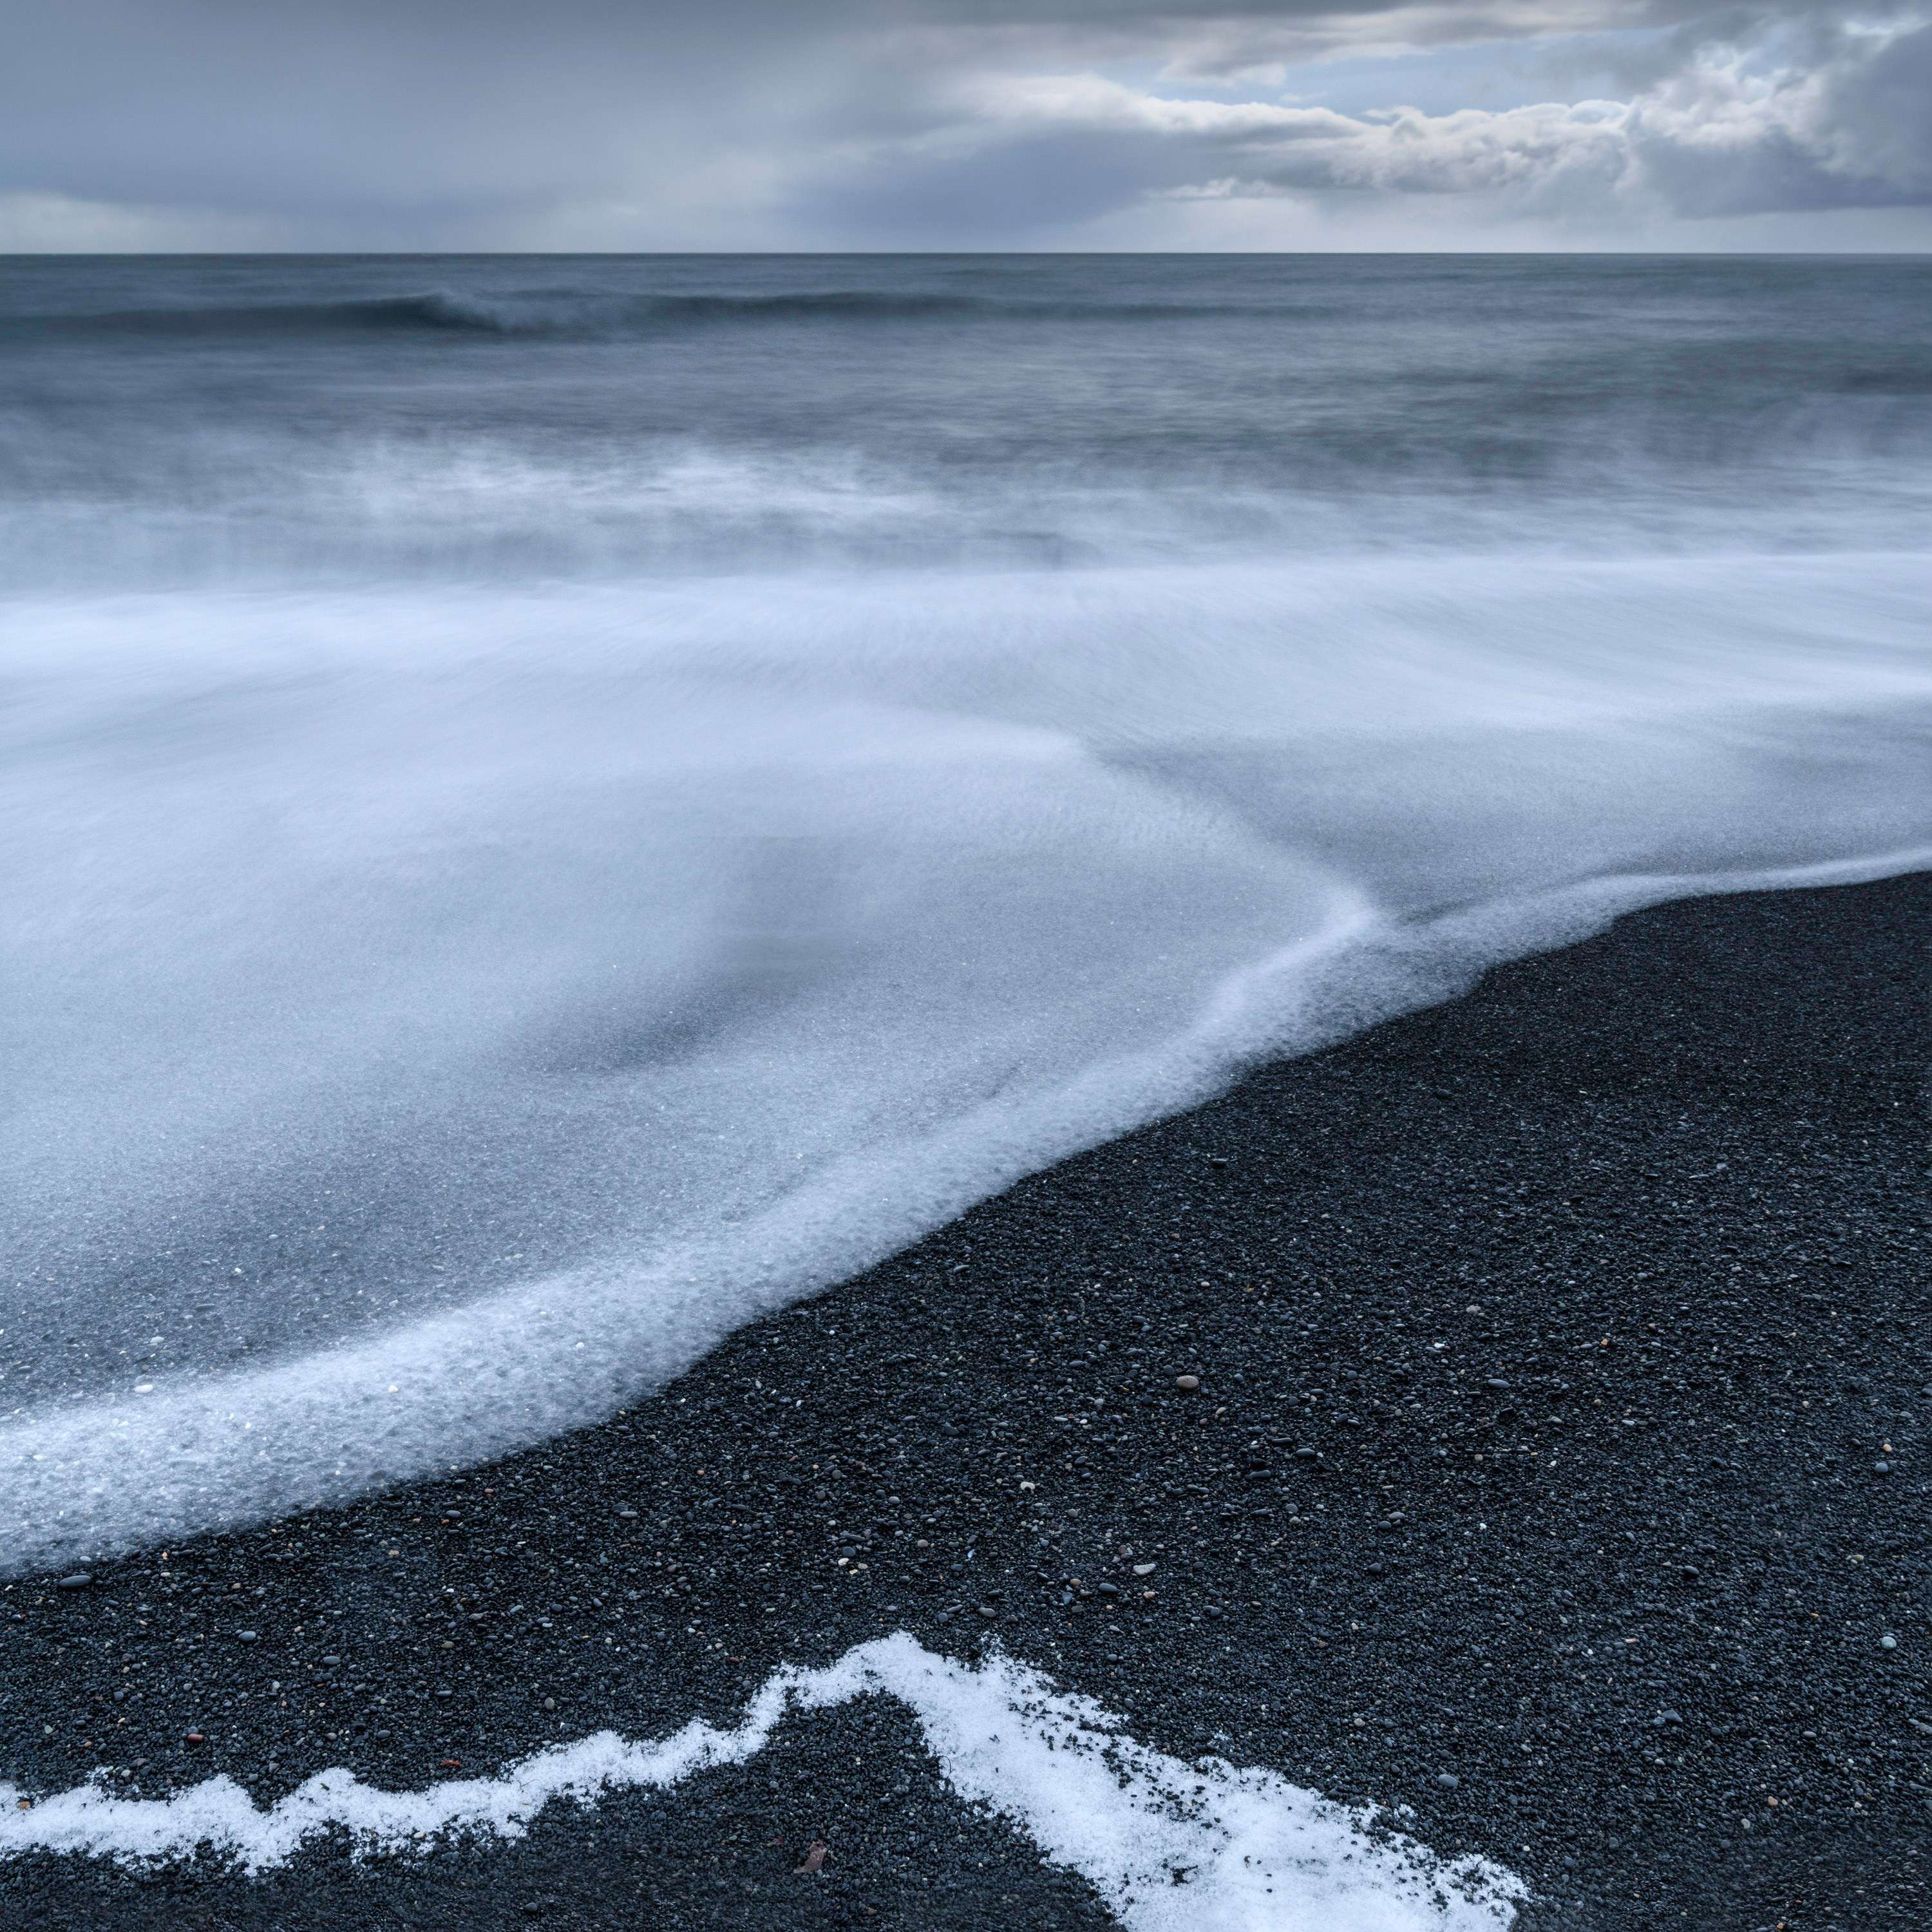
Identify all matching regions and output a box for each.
[3,871,1926,1929]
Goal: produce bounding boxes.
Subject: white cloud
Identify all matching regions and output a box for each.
[1146,1,1667,77]
[1629,17,1932,212]
[929,12,1932,232]
[971,70,1631,199]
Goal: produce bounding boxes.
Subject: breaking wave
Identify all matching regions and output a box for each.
[3,553,1931,1573]
[5,256,1931,1570]
[0,287,1265,343]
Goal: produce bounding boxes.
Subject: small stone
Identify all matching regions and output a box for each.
[1097,1582,1119,1597]
[1484,1378,1511,1390]
[53,1574,91,1590]
[1133,1562,1156,1576]
[1873,1461,1891,1473]
[235,1630,259,1643]
[184,1732,206,1745]
[1435,1772,1460,1789]
[1208,1156,1229,1170]
[1175,1375,1200,1392]
[322,1654,341,1665]
[1880,1634,1899,1651]
[616,1508,638,1519]
[543,1697,556,1710]
[1654,1710,1683,1728]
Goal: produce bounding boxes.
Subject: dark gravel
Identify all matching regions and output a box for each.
[3,871,1927,1930]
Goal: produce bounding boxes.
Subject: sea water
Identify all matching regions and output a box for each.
[4,255,1930,1570]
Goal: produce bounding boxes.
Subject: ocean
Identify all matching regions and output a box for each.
[5,254,1931,1573]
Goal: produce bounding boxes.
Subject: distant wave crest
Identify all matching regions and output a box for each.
[0,288,1259,343]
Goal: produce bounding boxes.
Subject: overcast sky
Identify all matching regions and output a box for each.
[5,0,1929,250]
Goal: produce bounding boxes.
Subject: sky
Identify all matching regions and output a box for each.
[3,0,1930,250]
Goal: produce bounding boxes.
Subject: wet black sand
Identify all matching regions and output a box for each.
[4,871,1927,1930]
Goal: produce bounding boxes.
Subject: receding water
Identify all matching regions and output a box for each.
[4,255,1929,1569]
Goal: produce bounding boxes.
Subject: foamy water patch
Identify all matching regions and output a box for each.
[0,1634,1524,1928]
[5,562,1931,1571]
[3,845,1925,1578]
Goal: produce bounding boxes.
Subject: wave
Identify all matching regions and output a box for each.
[2,848,1924,1577]
[6,286,1929,415]
[6,415,1931,602]
[0,287,1265,343]
[2,555,1930,1570]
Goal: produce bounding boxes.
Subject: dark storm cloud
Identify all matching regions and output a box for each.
[3,0,1929,246]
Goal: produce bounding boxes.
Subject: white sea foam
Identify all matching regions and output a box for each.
[3,557,1931,1572]
[0,1634,1524,1928]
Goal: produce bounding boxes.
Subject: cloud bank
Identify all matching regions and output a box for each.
[3,3,1929,252]
[957,15,1932,213]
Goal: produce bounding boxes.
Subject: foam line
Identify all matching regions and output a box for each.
[0,1634,1524,1927]
[7,560,1931,1573]
[2,843,1924,1581]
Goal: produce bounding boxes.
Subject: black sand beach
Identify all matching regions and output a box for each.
[4,871,1926,1931]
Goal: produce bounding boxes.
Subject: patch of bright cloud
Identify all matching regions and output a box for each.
[934,13,1932,234]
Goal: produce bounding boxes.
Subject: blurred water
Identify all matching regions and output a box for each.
[6,254,1932,583]
[3,256,1929,1567]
